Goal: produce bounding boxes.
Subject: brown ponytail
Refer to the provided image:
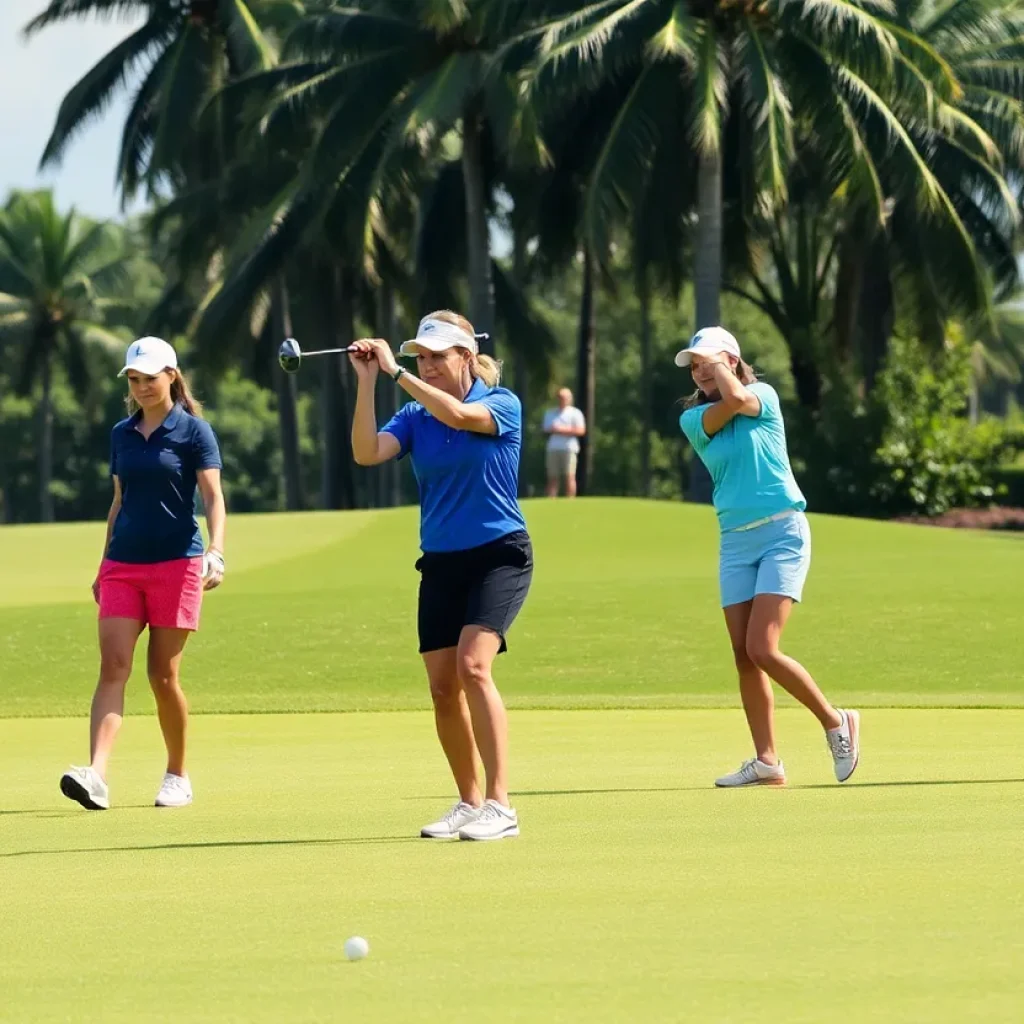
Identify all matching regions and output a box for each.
[682,359,757,409]
[125,369,204,418]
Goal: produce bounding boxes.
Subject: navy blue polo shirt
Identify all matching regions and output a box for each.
[107,404,222,564]
[381,379,527,552]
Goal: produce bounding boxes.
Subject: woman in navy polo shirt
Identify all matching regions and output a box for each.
[60,337,226,812]
[351,310,532,842]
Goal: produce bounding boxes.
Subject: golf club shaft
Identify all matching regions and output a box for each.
[303,346,360,356]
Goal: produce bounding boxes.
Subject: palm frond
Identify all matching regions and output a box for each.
[404,53,483,136]
[148,26,215,178]
[583,62,664,252]
[282,6,426,62]
[527,0,658,96]
[647,1,696,62]
[687,19,726,155]
[23,0,150,34]
[37,16,174,169]
[737,23,793,203]
[116,41,176,198]
[219,0,275,72]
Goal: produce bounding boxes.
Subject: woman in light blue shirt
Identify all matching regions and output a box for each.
[678,327,860,788]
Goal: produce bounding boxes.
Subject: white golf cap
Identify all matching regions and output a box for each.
[399,317,488,357]
[118,336,178,377]
[674,326,741,367]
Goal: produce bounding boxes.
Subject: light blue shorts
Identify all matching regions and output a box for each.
[719,511,811,608]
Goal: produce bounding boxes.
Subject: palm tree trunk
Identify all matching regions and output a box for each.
[694,149,722,330]
[462,99,495,351]
[38,356,55,523]
[860,236,894,392]
[576,246,597,496]
[686,148,723,504]
[319,264,357,510]
[272,276,303,511]
[336,266,359,509]
[639,270,653,497]
[788,327,823,411]
[833,225,865,366]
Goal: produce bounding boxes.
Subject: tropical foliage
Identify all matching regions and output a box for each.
[1,0,1022,523]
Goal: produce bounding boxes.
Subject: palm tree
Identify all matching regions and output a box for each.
[26,0,275,203]
[726,0,1024,403]
[527,0,941,498]
[0,191,132,522]
[199,0,553,353]
[530,2,987,328]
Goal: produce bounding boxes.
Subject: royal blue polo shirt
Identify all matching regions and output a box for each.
[107,404,223,564]
[381,378,527,552]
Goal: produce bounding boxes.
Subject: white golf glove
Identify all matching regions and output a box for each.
[202,549,225,589]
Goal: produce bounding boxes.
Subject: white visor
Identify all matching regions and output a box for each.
[118,336,178,377]
[674,326,741,367]
[399,318,489,357]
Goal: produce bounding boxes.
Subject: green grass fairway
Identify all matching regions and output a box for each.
[2,500,1022,1021]
[2,711,1022,1023]
[1,499,1022,717]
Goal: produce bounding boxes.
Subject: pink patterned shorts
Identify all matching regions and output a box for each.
[98,557,204,631]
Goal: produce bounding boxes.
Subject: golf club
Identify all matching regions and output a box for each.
[278,337,360,374]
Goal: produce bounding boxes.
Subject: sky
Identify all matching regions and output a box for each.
[0,0,146,220]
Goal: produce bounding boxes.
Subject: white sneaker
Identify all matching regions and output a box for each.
[155,773,193,808]
[715,758,787,788]
[458,799,519,841]
[827,709,861,782]
[60,765,109,810]
[420,801,482,839]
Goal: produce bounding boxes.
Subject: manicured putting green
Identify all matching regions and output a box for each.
[2,710,1022,1023]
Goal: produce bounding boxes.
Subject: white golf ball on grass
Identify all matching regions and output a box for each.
[344,936,369,961]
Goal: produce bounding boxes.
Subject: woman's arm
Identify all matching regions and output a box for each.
[701,362,761,437]
[350,354,403,465]
[92,479,122,602]
[197,468,226,590]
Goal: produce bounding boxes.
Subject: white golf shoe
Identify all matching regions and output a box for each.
[420,801,482,839]
[715,758,787,788]
[155,773,193,808]
[458,800,519,841]
[60,765,109,810]
[827,709,861,782]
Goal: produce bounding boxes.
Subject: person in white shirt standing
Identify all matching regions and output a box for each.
[542,388,586,497]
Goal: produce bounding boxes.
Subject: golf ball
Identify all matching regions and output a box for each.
[344,936,369,961]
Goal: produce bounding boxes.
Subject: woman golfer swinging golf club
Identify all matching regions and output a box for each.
[350,311,532,841]
[677,327,860,787]
[60,337,226,811]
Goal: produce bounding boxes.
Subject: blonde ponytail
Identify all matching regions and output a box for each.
[125,368,204,418]
[472,353,502,388]
[422,308,502,388]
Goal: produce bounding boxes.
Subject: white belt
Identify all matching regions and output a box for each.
[727,509,798,533]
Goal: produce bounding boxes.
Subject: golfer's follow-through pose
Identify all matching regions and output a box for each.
[60,337,226,811]
[677,327,860,787]
[350,310,532,841]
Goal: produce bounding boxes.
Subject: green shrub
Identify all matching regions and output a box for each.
[791,337,1013,518]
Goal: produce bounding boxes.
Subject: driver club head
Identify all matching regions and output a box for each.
[278,337,302,374]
